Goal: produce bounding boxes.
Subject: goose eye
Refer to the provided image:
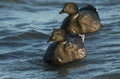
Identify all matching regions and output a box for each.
[57,33,60,35]
[69,5,72,8]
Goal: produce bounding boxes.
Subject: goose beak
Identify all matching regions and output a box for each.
[47,36,52,42]
[47,39,50,43]
[47,36,55,43]
[59,9,64,14]
[47,39,52,43]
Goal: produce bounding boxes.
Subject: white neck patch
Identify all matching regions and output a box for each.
[73,13,79,19]
[62,41,67,45]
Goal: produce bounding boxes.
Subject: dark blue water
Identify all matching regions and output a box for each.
[0,0,120,79]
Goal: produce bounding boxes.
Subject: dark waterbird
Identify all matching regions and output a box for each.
[59,2,101,41]
[43,29,86,65]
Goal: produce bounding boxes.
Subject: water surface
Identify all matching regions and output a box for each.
[0,0,120,79]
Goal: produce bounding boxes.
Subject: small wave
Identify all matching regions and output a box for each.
[0,0,39,12]
[0,0,62,12]
[0,49,43,60]
[0,0,25,4]
[1,30,49,41]
[0,17,18,21]
[0,41,28,47]
[101,1,120,6]
[92,73,120,79]
[0,52,22,60]
[14,23,30,27]
[16,30,49,39]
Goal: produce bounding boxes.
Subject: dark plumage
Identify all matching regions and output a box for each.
[59,2,101,34]
[43,29,86,65]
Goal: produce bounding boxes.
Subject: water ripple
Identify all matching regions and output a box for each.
[1,30,49,41]
[0,0,120,79]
